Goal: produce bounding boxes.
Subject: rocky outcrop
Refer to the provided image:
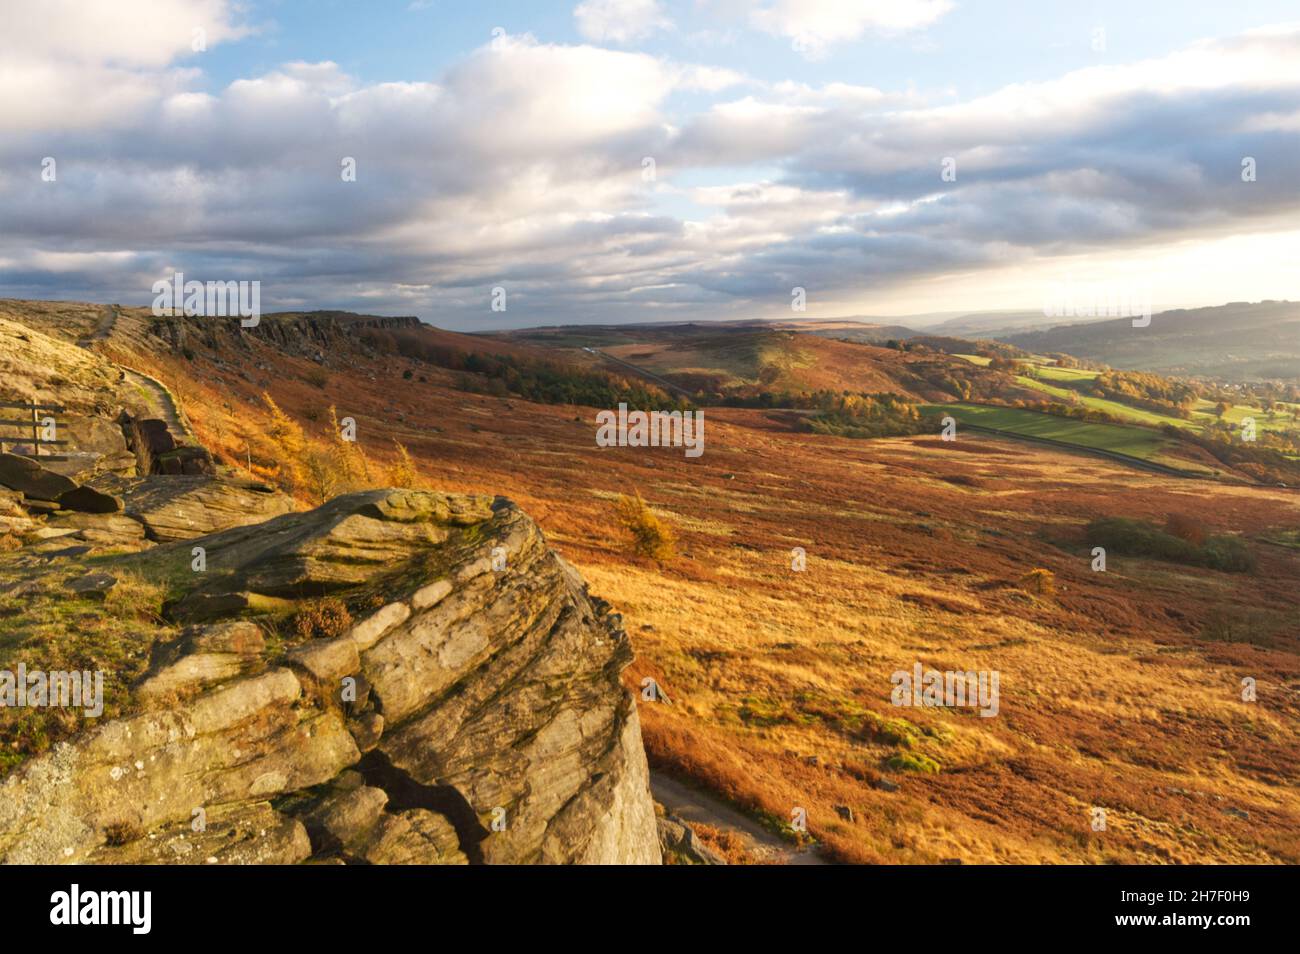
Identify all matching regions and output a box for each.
[91,473,296,543]
[0,489,660,865]
[149,311,423,363]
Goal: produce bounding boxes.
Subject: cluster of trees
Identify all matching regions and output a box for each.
[1046,353,1107,371]
[259,395,419,503]
[802,392,926,439]
[1164,422,1300,486]
[1034,401,1128,425]
[885,336,1026,360]
[1088,370,1198,418]
[987,356,1029,374]
[451,352,687,411]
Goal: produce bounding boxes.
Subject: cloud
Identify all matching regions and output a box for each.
[0,0,250,134]
[0,15,1298,327]
[574,0,673,44]
[0,0,250,67]
[750,0,953,58]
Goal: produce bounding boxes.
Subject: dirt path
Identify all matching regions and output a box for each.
[77,304,118,348]
[650,773,828,865]
[120,368,194,441]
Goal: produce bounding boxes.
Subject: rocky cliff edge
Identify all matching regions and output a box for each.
[0,489,661,865]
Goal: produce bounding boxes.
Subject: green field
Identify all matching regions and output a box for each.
[955,353,1300,436]
[928,403,1217,474]
[1030,364,1098,383]
[1018,363,1296,435]
[1012,375,1194,428]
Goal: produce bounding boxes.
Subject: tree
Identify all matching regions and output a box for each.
[261,393,307,495]
[388,440,420,488]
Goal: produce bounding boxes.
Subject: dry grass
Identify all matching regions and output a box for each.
[107,306,1300,865]
[103,570,166,624]
[690,822,766,865]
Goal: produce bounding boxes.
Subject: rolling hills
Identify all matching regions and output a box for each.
[1,299,1294,864]
[1003,301,1300,382]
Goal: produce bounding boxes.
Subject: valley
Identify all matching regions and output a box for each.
[2,300,1293,865]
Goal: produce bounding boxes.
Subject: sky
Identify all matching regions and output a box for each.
[0,0,1297,330]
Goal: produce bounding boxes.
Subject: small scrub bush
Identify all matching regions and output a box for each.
[885,752,941,774]
[614,491,677,562]
[290,598,353,641]
[1019,567,1056,596]
[1088,517,1255,572]
[103,822,144,847]
[1164,513,1207,546]
[1199,607,1272,644]
[858,711,919,749]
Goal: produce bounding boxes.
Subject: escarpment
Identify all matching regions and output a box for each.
[0,489,661,865]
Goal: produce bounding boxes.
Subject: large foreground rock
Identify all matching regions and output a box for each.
[0,489,660,865]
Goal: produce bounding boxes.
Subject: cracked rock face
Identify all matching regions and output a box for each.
[0,489,660,865]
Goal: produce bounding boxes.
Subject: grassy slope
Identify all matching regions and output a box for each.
[8,299,1294,865]
[954,353,1300,436]
[106,312,1300,866]
[929,403,1189,462]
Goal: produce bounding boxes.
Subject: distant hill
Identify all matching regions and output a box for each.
[924,311,1097,338]
[746,318,917,343]
[495,321,1042,404]
[1002,301,1300,381]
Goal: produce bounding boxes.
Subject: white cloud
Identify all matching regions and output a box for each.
[750,0,952,58]
[0,0,250,68]
[0,0,249,134]
[0,13,1298,326]
[574,0,673,44]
